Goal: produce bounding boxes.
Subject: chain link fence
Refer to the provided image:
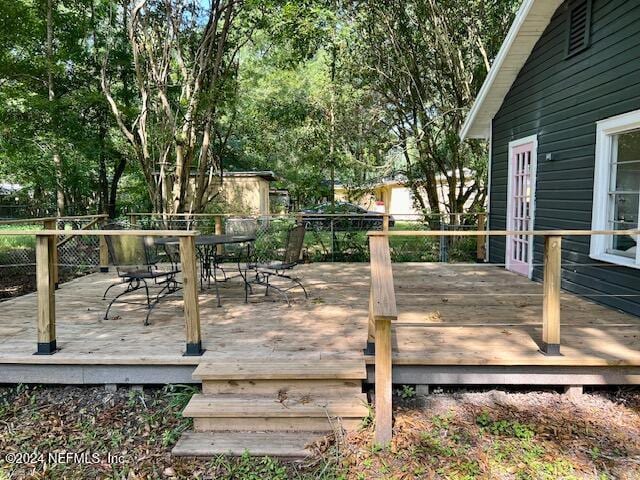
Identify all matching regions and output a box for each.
[0,212,485,300]
[128,212,484,264]
[0,217,103,300]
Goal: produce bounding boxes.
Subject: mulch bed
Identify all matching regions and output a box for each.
[1,385,640,479]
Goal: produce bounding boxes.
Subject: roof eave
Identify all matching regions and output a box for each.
[460,0,560,140]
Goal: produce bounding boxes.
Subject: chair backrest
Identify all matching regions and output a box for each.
[282,224,306,266]
[226,217,258,237]
[103,223,157,269]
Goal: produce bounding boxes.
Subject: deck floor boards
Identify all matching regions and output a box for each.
[0,263,639,372]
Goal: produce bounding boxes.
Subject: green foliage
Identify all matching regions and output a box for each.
[476,410,536,441]
[0,0,134,216]
[398,385,416,400]
[0,225,38,252]
[1,0,518,218]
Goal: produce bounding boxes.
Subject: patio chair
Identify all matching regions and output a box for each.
[244,224,308,305]
[102,224,181,325]
[216,217,258,277]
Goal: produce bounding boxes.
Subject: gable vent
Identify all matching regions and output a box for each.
[566,0,591,57]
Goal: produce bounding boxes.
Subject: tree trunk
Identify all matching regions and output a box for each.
[47,0,64,217]
[108,158,127,218]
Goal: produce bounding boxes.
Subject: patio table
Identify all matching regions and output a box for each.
[156,234,256,307]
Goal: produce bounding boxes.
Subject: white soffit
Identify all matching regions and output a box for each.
[460,0,564,140]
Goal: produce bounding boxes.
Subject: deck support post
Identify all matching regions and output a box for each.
[416,384,430,396]
[541,235,562,356]
[375,318,392,445]
[564,385,583,398]
[180,236,204,356]
[35,233,57,355]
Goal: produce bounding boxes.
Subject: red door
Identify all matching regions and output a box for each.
[506,141,536,276]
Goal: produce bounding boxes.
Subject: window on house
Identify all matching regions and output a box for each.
[566,0,592,57]
[591,110,640,267]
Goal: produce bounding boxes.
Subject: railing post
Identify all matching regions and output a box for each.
[35,233,57,354]
[129,213,138,228]
[99,218,109,273]
[476,212,486,262]
[541,235,562,355]
[180,235,204,356]
[368,234,396,446]
[43,219,59,288]
[375,317,392,445]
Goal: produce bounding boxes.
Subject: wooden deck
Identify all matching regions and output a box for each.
[1,263,640,383]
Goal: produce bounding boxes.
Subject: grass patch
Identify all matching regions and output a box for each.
[0,224,39,257]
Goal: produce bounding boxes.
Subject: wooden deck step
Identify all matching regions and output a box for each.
[172,431,321,458]
[192,356,367,380]
[193,415,361,432]
[174,353,369,457]
[183,393,369,419]
[202,378,363,396]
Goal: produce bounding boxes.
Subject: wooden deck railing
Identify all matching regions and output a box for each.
[0,228,202,356]
[367,227,640,444]
[368,235,397,445]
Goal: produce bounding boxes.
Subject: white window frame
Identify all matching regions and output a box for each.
[506,134,538,278]
[590,109,640,268]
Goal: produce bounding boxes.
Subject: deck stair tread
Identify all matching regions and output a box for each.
[183,393,369,418]
[172,431,323,457]
[175,353,369,457]
[192,355,366,380]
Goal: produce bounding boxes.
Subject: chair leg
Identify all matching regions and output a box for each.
[143,279,151,308]
[145,276,182,326]
[102,282,120,300]
[263,279,290,306]
[214,269,221,307]
[244,270,249,303]
[104,281,137,320]
[275,272,308,299]
[292,277,308,298]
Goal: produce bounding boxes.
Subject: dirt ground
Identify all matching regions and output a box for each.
[0,269,83,300]
[0,385,639,479]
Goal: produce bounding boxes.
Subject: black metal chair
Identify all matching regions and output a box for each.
[102,224,181,325]
[214,217,258,281]
[244,224,308,305]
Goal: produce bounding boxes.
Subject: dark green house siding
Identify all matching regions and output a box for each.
[489,0,640,315]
